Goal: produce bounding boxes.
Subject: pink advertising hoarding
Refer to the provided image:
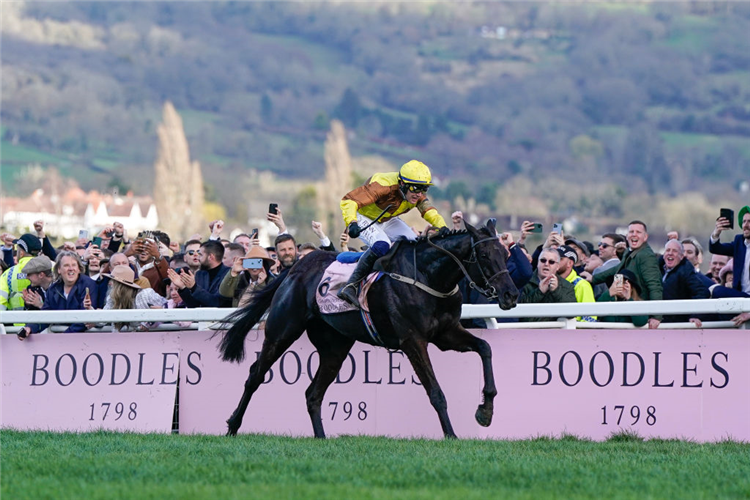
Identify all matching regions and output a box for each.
[2,329,748,441]
[177,329,750,442]
[1,333,179,433]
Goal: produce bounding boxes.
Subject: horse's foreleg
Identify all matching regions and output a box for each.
[305,331,355,439]
[401,338,456,439]
[433,327,496,428]
[226,334,303,436]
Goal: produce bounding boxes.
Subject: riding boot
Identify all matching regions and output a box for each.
[337,248,380,308]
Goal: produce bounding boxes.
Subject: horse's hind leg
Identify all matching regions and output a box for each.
[432,326,496,428]
[306,324,355,438]
[401,338,456,438]
[226,314,306,436]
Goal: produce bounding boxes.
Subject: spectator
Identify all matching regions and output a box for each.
[592,233,626,298]
[719,259,734,288]
[17,251,98,338]
[168,240,231,308]
[0,233,43,311]
[707,254,729,284]
[169,252,186,270]
[311,221,336,252]
[20,255,54,311]
[233,232,255,253]
[219,246,275,307]
[564,237,590,274]
[708,206,750,294]
[339,231,351,252]
[597,269,649,327]
[183,239,202,274]
[104,221,129,253]
[95,265,166,331]
[2,221,57,266]
[518,247,576,321]
[557,245,596,322]
[82,244,105,280]
[275,234,298,270]
[126,236,169,297]
[223,243,245,268]
[589,221,663,328]
[681,237,704,273]
[659,240,710,324]
[298,242,318,259]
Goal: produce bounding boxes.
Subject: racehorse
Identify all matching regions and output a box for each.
[218,220,518,438]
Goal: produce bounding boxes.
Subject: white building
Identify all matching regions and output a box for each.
[1,188,159,240]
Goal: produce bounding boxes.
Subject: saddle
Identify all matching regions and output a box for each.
[315,261,382,314]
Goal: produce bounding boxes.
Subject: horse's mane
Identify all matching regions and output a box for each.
[396,229,470,246]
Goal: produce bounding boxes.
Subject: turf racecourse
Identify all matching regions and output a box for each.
[2,431,748,499]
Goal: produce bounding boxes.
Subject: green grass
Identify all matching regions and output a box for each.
[2,430,749,499]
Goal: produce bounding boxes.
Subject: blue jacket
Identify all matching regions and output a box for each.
[28,274,98,333]
[178,264,231,308]
[659,256,710,322]
[708,234,747,292]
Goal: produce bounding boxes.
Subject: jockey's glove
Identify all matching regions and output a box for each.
[348,222,361,239]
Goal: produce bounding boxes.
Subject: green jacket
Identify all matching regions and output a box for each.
[596,291,649,327]
[519,271,577,322]
[592,244,663,302]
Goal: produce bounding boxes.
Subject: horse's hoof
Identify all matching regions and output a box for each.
[475,407,493,427]
[226,418,239,436]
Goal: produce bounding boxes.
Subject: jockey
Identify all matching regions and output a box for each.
[337,160,447,307]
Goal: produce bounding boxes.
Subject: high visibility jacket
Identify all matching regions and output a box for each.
[340,172,446,228]
[0,256,33,311]
[564,268,597,322]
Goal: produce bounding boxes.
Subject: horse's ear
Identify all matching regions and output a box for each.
[464,219,479,237]
[486,218,497,233]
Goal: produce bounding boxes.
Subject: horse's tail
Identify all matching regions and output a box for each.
[217,268,290,363]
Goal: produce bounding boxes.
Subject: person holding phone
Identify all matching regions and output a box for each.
[219,245,275,307]
[18,251,98,339]
[337,160,448,307]
[709,205,750,294]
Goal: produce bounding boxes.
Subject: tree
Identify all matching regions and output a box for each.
[333,88,363,128]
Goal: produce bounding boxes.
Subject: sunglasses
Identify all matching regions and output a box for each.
[598,242,611,249]
[406,184,429,193]
[539,258,559,265]
[186,250,202,256]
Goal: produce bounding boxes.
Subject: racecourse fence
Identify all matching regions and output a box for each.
[2,298,749,332]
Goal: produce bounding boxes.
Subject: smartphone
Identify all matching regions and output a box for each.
[530,223,543,233]
[243,258,264,269]
[720,208,734,229]
[252,228,259,238]
[269,203,279,215]
[552,223,563,234]
[614,274,624,287]
[92,236,103,246]
[78,229,89,240]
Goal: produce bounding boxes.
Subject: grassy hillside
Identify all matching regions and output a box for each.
[2,2,750,226]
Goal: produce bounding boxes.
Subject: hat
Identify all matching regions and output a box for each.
[557,245,578,264]
[13,234,42,254]
[606,269,641,295]
[739,206,750,227]
[24,255,53,274]
[565,238,590,257]
[245,245,275,265]
[103,265,141,289]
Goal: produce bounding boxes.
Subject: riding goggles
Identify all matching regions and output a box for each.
[406,184,429,193]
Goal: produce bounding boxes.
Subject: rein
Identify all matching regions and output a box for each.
[425,233,507,300]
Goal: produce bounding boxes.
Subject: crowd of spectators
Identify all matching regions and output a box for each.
[3,202,750,337]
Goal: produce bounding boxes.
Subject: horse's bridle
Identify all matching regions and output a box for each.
[426,233,509,300]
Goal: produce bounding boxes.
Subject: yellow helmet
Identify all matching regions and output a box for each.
[398,160,433,186]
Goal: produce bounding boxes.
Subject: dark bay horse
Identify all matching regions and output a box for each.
[218,220,518,438]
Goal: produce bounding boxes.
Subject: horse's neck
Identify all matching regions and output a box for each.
[412,236,471,290]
